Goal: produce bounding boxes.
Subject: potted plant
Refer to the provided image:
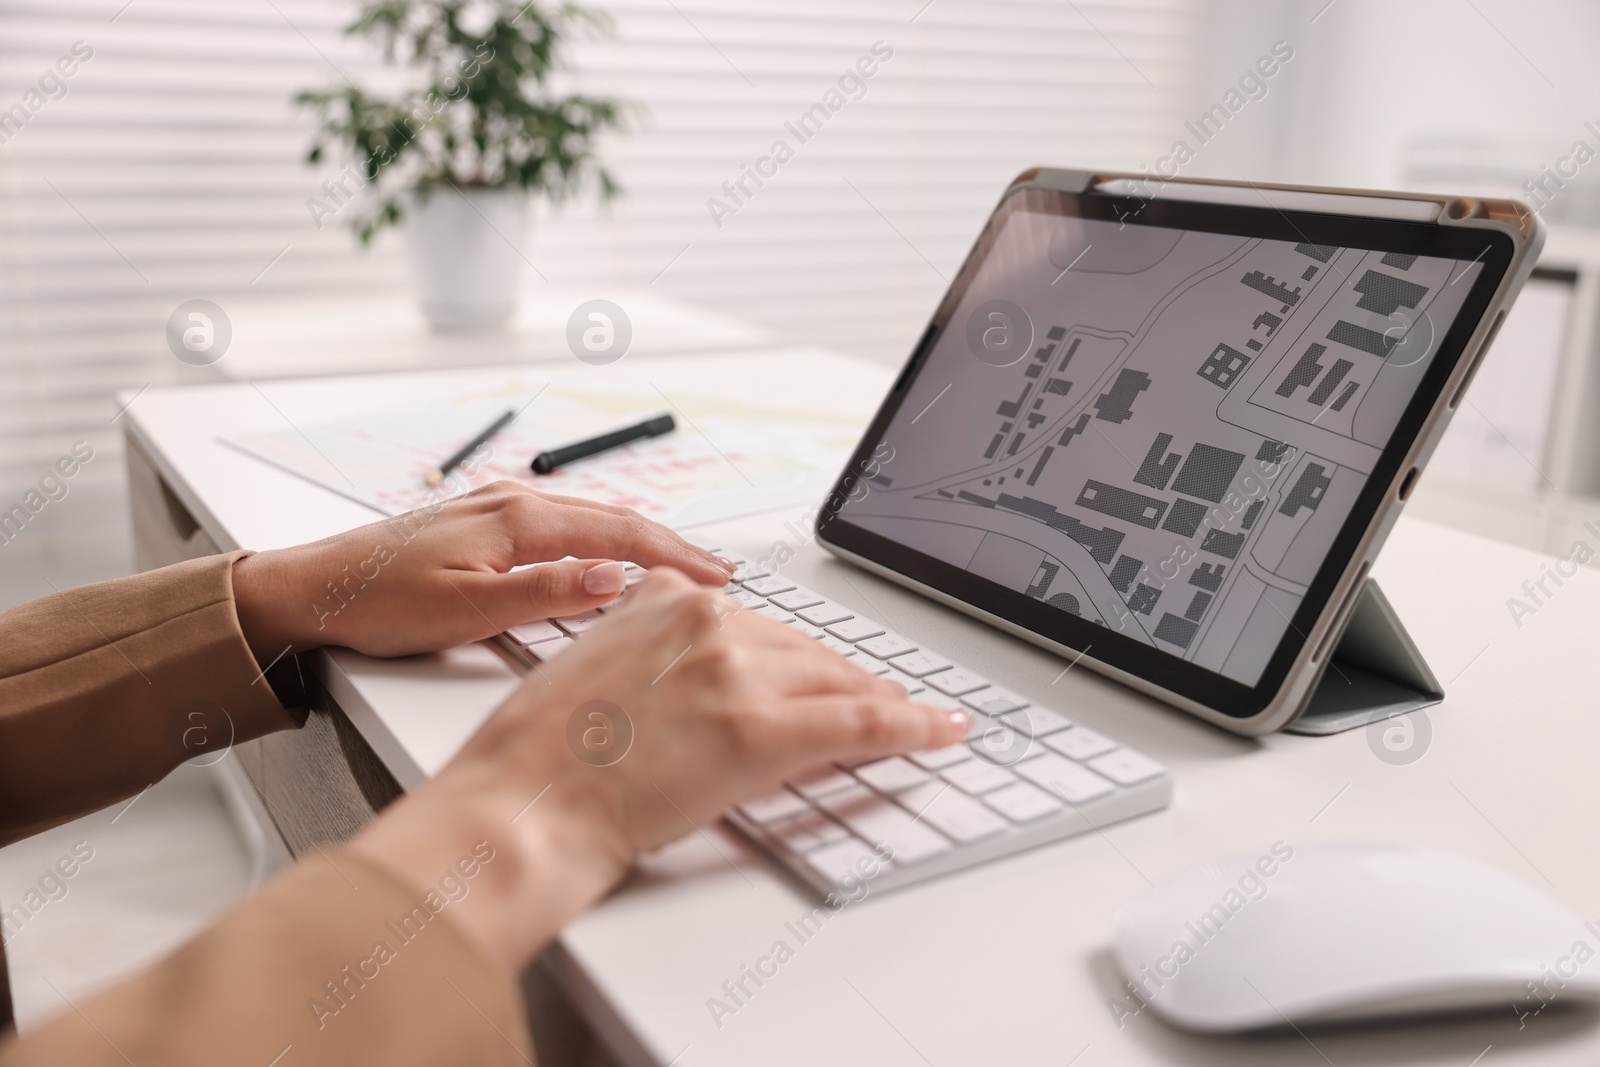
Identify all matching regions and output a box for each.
[298,0,623,329]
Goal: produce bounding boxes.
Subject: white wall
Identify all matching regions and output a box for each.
[1210,0,1600,202]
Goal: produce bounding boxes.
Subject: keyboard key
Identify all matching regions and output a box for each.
[770,588,826,612]
[507,620,563,645]
[853,756,931,793]
[788,620,827,639]
[805,837,893,886]
[908,743,973,771]
[911,691,964,711]
[888,650,952,678]
[528,637,576,662]
[819,635,859,657]
[790,768,856,800]
[769,809,848,853]
[732,560,773,581]
[897,781,1008,844]
[623,563,649,586]
[984,782,1064,823]
[795,601,855,627]
[1088,749,1167,786]
[924,668,988,697]
[826,617,886,643]
[964,709,997,741]
[555,609,604,634]
[811,780,893,815]
[737,788,810,824]
[742,575,796,596]
[1045,726,1118,761]
[962,688,1029,716]
[940,758,1017,795]
[970,721,1036,766]
[727,589,766,609]
[748,603,795,623]
[859,659,893,676]
[816,785,952,865]
[1016,753,1116,803]
[999,706,1073,738]
[857,633,917,659]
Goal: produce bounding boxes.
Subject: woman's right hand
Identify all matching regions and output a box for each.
[349,568,968,972]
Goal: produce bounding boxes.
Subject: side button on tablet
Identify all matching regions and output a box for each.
[1398,466,1420,501]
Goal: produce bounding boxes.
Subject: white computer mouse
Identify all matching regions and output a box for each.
[1113,841,1600,1032]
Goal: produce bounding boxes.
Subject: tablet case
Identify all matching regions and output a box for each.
[994,170,1532,736]
[1283,578,1442,735]
[820,167,1540,736]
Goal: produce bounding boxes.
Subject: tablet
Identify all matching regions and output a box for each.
[817,168,1542,734]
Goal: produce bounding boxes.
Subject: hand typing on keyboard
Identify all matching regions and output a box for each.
[348,566,969,976]
[497,550,1174,896]
[232,479,734,659]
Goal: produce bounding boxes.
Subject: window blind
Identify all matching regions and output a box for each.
[0,0,1199,591]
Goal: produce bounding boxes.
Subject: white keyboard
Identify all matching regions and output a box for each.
[497,554,1173,895]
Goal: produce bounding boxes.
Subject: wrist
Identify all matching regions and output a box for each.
[232,547,324,659]
[351,766,633,972]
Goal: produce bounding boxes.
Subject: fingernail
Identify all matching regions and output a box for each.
[582,561,626,595]
[948,710,970,729]
[715,555,737,573]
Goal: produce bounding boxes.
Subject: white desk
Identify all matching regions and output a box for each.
[122,350,1600,1067]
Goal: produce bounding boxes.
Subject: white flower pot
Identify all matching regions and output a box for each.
[406,187,529,330]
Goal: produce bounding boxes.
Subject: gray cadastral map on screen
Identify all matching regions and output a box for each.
[840,213,1481,685]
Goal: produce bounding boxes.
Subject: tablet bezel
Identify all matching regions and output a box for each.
[815,183,1516,722]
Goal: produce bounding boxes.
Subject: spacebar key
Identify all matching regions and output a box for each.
[816,785,952,865]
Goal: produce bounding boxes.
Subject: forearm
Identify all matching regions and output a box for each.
[0,848,531,1067]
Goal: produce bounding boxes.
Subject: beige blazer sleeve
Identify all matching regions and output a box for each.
[0,553,534,1065]
[0,551,298,846]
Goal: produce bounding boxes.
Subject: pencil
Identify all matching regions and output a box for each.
[425,408,516,487]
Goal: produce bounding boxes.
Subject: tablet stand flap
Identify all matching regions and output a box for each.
[1283,579,1443,736]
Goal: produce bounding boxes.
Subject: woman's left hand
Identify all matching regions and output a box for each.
[230,480,734,659]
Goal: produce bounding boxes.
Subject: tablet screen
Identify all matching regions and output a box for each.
[838,208,1485,686]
